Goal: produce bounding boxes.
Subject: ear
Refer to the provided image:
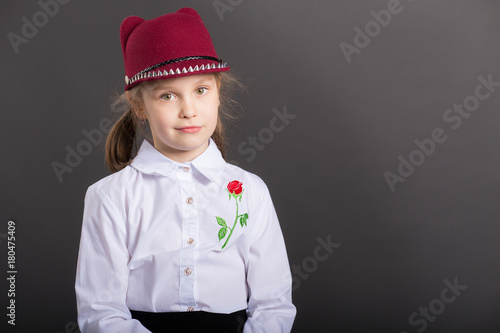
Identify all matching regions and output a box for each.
[126,91,146,120]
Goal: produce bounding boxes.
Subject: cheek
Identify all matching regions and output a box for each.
[207,96,220,123]
[146,109,175,133]
[208,110,219,130]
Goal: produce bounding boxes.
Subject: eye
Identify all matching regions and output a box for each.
[160,93,173,101]
[195,87,207,95]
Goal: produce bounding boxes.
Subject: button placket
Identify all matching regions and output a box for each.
[176,164,198,311]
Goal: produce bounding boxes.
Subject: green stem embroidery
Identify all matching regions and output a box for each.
[222,199,239,249]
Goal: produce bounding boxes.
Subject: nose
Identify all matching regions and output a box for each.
[179,97,197,119]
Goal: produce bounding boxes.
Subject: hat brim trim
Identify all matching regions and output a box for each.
[125,56,227,86]
[125,58,229,89]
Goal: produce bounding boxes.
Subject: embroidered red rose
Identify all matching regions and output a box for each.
[216,180,248,249]
[227,180,243,195]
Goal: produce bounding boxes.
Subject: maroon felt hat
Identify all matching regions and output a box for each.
[120,7,229,90]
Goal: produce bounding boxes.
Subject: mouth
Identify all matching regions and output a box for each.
[176,126,202,134]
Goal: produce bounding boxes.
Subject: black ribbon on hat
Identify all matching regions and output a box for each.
[137,55,222,77]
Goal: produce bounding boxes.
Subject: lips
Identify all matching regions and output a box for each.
[176,126,202,134]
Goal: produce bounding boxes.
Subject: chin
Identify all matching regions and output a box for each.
[176,139,209,151]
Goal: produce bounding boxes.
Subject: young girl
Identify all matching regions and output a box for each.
[75,7,296,333]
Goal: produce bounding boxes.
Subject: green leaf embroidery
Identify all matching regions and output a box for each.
[216,216,227,227]
[218,226,227,241]
[239,213,248,227]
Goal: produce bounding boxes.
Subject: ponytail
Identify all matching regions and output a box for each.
[105,106,139,173]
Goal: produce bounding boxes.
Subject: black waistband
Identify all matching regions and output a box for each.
[130,308,247,333]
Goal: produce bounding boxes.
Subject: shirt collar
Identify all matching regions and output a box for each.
[130,138,226,181]
[190,138,227,182]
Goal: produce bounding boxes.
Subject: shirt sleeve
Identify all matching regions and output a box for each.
[75,185,151,333]
[244,178,297,333]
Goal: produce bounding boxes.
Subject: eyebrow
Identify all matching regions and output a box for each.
[151,77,214,91]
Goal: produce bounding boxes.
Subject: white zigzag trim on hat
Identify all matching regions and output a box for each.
[125,62,228,85]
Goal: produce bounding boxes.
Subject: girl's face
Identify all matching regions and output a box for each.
[140,73,220,162]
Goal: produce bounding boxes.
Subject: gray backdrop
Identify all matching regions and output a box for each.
[1,0,499,332]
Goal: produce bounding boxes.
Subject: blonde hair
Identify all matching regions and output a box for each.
[105,72,242,172]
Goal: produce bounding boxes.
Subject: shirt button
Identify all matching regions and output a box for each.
[187,307,194,312]
[187,238,195,245]
[184,268,192,276]
[182,166,190,172]
[186,197,194,205]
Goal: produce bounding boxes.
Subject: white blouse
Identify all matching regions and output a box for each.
[75,138,296,332]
